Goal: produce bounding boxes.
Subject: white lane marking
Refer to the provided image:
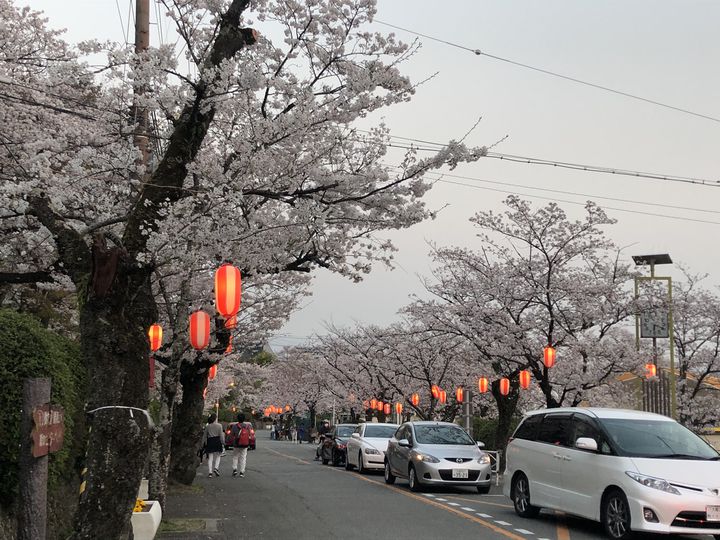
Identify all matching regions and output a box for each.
[477,513,493,518]
[423,493,435,498]
[435,498,447,502]
[447,502,461,506]
[515,529,534,535]
[494,520,512,526]
[538,538,552,540]
[461,507,475,511]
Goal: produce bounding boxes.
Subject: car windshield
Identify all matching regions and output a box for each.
[600,418,720,459]
[336,426,355,438]
[414,425,474,445]
[364,425,397,438]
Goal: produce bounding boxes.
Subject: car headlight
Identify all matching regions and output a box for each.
[413,452,440,463]
[364,448,380,455]
[477,454,491,465]
[625,472,680,495]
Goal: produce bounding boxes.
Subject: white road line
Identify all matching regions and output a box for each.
[423,493,435,498]
[461,507,475,511]
[538,537,552,540]
[435,498,447,502]
[477,513,493,518]
[447,502,461,506]
[494,520,512,526]
[514,529,534,535]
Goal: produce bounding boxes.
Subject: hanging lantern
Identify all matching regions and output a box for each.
[456,387,464,403]
[395,402,403,414]
[478,377,489,394]
[189,310,210,350]
[499,378,510,396]
[215,264,242,318]
[232,406,237,412]
[543,346,556,369]
[285,405,291,412]
[439,390,447,404]
[519,370,531,389]
[645,363,657,378]
[370,398,378,410]
[383,403,391,415]
[208,364,217,381]
[224,315,237,329]
[148,323,163,351]
[431,385,440,399]
[411,393,420,407]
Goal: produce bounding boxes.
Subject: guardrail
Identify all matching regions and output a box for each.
[485,450,502,486]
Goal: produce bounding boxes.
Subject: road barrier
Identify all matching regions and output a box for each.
[485,450,502,486]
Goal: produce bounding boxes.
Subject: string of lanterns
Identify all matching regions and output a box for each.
[146,263,242,393]
[264,405,291,417]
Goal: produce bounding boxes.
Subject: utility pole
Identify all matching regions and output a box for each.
[463,390,472,434]
[133,0,150,167]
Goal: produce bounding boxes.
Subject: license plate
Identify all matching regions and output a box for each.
[708,505,720,522]
[452,469,469,479]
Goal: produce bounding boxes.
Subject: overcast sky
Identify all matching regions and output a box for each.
[27,0,720,349]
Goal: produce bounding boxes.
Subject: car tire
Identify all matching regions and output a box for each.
[408,465,423,492]
[345,453,354,471]
[511,473,541,518]
[477,485,491,494]
[384,461,396,484]
[357,452,365,474]
[602,489,632,540]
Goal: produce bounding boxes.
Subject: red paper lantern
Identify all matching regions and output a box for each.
[189,310,210,350]
[499,378,510,396]
[410,393,420,407]
[285,405,291,412]
[383,403,391,415]
[456,387,464,403]
[148,323,163,351]
[439,390,447,404]
[645,363,657,378]
[431,385,440,399]
[215,264,242,318]
[224,315,237,329]
[478,377,489,393]
[543,346,556,369]
[370,398,378,410]
[376,401,383,411]
[395,402,403,414]
[208,364,217,380]
[519,370,531,389]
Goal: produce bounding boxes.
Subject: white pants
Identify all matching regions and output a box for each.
[207,452,221,473]
[291,432,298,443]
[232,447,248,473]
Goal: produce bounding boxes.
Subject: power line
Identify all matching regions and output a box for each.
[374,19,720,125]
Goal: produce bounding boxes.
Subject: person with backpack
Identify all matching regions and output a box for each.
[227,412,253,477]
[202,413,224,477]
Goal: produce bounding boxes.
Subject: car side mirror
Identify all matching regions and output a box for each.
[575,437,598,452]
[398,438,411,448]
[351,433,360,439]
[477,441,485,448]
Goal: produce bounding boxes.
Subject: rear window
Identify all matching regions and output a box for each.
[513,414,543,441]
[364,425,397,438]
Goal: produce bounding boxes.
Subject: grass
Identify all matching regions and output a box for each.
[167,481,205,495]
[158,518,207,533]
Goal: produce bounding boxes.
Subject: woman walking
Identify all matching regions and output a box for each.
[202,413,224,477]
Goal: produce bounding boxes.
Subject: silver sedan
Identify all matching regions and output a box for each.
[384,421,492,493]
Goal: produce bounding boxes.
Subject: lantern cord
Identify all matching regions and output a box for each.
[86,405,154,428]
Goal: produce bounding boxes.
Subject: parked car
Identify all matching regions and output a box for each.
[320,424,357,466]
[345,423,399,473]
[504,407,720,540]
[384,421,492,493]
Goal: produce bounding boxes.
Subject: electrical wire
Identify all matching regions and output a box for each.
[373,19,720,125]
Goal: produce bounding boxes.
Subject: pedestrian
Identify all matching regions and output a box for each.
[202,413,223,478]
[231,412,253,477]
[315,419,331,461]
[270,420,277,440]
[297,424,305,444]
[290,425,298,443]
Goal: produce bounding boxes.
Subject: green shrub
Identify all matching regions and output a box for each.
[472,416,522,450]
[0,309,85,508]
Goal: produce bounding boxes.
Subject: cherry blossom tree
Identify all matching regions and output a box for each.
[0,0,486,536]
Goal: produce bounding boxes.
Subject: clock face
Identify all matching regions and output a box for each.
[640,310,669,338]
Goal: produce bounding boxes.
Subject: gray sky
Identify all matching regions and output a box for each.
[27,0,720,348]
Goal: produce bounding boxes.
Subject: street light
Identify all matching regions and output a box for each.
[633,253,675,418]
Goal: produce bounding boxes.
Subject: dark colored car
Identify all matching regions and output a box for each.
[321,424,357,466]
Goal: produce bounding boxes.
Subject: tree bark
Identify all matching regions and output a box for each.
[491,379,519,472]
[168,359,208,484]
[148,366,178,510]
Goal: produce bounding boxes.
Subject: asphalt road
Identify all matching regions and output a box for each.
[160,431,716,540]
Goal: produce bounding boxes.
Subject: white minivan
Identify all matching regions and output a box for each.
[504,408,720,540]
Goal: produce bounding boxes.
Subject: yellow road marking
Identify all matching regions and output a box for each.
[445,494,513,509]
[555,511,571,540]
[266,447,524,540]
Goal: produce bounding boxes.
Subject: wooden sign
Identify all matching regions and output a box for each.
[31,404,64,458]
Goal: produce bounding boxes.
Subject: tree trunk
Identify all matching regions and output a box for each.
[169,360,208,485]
[491,380,519,472]
[72,264,156,540]
[148,365,178,510]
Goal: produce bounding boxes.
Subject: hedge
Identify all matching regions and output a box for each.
[0,309,85,508]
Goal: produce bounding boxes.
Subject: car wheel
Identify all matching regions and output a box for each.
[384,461,396,484]
[345,453,354,471]
[477,485,491,494]
[602,489,632,540]
[408,465,423,492]
[357,452,365,474]
[511,473,541,518]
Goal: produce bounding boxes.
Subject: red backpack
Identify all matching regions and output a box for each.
[226,422,250,447]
